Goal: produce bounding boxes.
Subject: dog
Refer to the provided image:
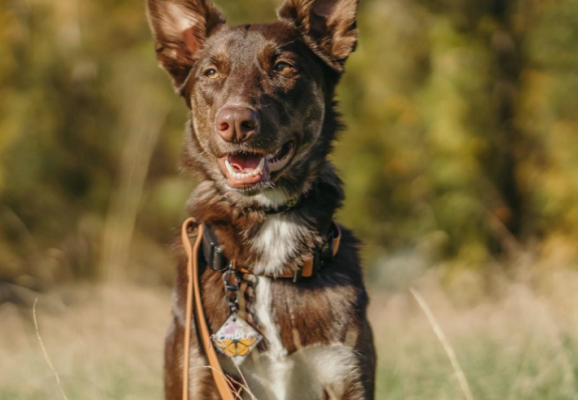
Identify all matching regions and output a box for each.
[147,0,376,398]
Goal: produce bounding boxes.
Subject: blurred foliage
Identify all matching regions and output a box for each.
[1,0,578,289]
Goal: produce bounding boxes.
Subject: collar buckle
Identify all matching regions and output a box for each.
[203,225,228,272]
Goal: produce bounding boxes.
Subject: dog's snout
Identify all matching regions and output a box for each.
[216,106,260,143]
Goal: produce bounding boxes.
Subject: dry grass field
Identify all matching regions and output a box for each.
[2,267,578,400]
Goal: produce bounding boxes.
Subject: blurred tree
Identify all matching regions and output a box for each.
[1,0,578,290]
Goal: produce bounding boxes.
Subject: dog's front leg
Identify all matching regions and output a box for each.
[164,316,221,400]
[356,319,377,400]
[340,320,376,400]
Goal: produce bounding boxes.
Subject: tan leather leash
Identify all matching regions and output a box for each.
[181,218,237,400]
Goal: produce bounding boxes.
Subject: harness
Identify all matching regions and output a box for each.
[180,217,342,400]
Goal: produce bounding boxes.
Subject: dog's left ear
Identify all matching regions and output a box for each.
[147,0,226,91]
[277,0,359,72]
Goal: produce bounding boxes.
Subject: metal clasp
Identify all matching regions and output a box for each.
[222,261,240,314]
[293,266,303,283]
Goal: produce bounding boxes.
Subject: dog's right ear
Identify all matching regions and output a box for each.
[147,0,226,91]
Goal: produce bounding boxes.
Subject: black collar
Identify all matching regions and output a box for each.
[200,222,340,281]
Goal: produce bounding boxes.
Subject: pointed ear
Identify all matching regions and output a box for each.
[277,0,359,72]
[147,0,225,90]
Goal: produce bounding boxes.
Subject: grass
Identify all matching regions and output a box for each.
[372,269,578,400]
[2,268,578,399]
[0,285,170,400]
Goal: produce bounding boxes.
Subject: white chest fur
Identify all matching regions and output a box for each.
[221,277,359,400]
[223,343,359,400]
[250,214,308,275]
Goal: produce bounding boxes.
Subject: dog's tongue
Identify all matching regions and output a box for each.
[229,153,263,172]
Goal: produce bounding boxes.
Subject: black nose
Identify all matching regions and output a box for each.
[216,106,260,143]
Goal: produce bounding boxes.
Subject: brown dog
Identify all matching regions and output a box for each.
[147,0,376,398]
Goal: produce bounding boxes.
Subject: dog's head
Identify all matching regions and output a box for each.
[147,0,358,201]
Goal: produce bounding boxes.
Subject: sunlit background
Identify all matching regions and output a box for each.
[2,0,578,399]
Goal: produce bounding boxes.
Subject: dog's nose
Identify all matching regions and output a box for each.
[216,106,260,143]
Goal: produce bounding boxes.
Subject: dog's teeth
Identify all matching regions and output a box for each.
[226,157,265,179]
[266,153,275,161]
[225,160,235,175]
[249,158,265,176]
[256,158,265,173]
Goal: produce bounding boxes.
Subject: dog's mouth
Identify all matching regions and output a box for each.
[217,141,296,190]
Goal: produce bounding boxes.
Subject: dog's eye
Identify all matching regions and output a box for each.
[204,68,219,79]
[274,62,294,73]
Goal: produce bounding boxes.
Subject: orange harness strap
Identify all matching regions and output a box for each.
[181,219,236,400]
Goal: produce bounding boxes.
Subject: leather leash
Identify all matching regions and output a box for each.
[181,218,237,400]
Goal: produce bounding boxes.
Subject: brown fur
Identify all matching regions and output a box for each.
[147,0,376,398]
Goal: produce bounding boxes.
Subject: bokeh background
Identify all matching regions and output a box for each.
[2,0,578,399]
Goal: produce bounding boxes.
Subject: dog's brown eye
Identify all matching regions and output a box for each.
[274,62,294,73]
[204,68,219,79]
